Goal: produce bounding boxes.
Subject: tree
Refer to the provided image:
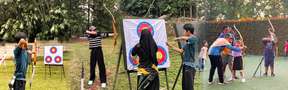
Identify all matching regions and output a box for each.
[0,0,87,42]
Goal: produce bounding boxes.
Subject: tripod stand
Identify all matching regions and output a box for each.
[252,57,264,77]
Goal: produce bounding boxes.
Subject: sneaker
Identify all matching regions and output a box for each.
[228,77,235,81]
[88,80,93,86]
[208,82,213,85]
[101,83,107,88]
[241,78,246,82]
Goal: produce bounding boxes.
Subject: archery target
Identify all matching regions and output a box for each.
[136,22,154,37]
[123,19,170,70]
[44,46,63,65]
[156,46,168,65]
[128,45,168,66]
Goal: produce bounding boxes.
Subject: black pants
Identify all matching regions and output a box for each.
[208,55,224,83]
[13,80,26,90]
[89,47,106,83]
[182,65,196,90]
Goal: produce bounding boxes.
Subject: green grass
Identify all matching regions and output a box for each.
[0,37,202,90]
[203,55,288,90]
[0,59,69,90]
[0,45,72,90]
[69,37,202,90]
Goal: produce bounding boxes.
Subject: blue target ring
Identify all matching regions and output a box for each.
[128,48,139,66]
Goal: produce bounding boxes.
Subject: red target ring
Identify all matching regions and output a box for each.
[50,47,57,54]
[54,56,62,63]
[156,46,167,65]
[137,22,154,37]
[45,56,52,63]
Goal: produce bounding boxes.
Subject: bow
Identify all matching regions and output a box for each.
[103,4,119,50]
[233,24,244,45]
[267,17,275,32]
[30,39,38,89]
[266,17,278,57]
[233,24,247,55]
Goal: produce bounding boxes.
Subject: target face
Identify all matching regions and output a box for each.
[45,56,52,63]
[54,56,62,63]
[123,19,170,70]
[128,46,168,66]
[137,22,154,37]
[50,47,57,54]
[156,46,168,65]
[44,46,63,65]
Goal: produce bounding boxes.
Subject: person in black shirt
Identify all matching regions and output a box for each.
[131,29,159,90]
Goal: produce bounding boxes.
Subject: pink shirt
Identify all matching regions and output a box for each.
[284,42,288,52]
[232,47,242,57]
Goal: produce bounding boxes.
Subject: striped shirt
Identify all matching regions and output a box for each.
[88,32,109,49]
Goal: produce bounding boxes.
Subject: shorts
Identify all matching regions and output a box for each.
[264,55,275,67]
[233,56,243,70]
[222,55,233,65]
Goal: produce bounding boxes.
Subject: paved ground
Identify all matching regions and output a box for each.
[202,55,288,90]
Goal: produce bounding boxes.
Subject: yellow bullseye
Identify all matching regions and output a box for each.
[156,51,162,60]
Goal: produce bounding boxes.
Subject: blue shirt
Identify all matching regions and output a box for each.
[182,35,198,68]
[14,47,29,80]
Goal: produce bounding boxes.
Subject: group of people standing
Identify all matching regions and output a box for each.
[85,23,278,90]
[10,23,277,90]
[207,26,246,84]
[207,25,278,85]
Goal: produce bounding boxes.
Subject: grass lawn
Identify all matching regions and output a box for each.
[0,37,202,90]
[203,55,288,90]
[0,56,71,90]
[69,37,202,90]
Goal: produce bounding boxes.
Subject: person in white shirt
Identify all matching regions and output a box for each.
[198,40,208,71]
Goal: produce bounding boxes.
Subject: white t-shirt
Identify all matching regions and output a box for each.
[199,47,208,59]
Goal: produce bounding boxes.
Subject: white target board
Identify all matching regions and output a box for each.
[44,46,63,65]
[123,19,170,70]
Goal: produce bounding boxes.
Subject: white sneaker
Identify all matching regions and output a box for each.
[101,83,107,88]
[208,82,213,85]
[241,78,246,82]
[88,80,93,86]
[228,77,234,81]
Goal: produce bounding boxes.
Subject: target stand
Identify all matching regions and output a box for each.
[43,46,65,80]
[44,64,65,80]
[112,44,170,90]
[113,19,170,90]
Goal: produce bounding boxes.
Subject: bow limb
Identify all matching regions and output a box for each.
[267,17,275,32]
[103,4,119,50]
[30,39,37,89]
[233,24,244,45]
[267,17,279,57]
